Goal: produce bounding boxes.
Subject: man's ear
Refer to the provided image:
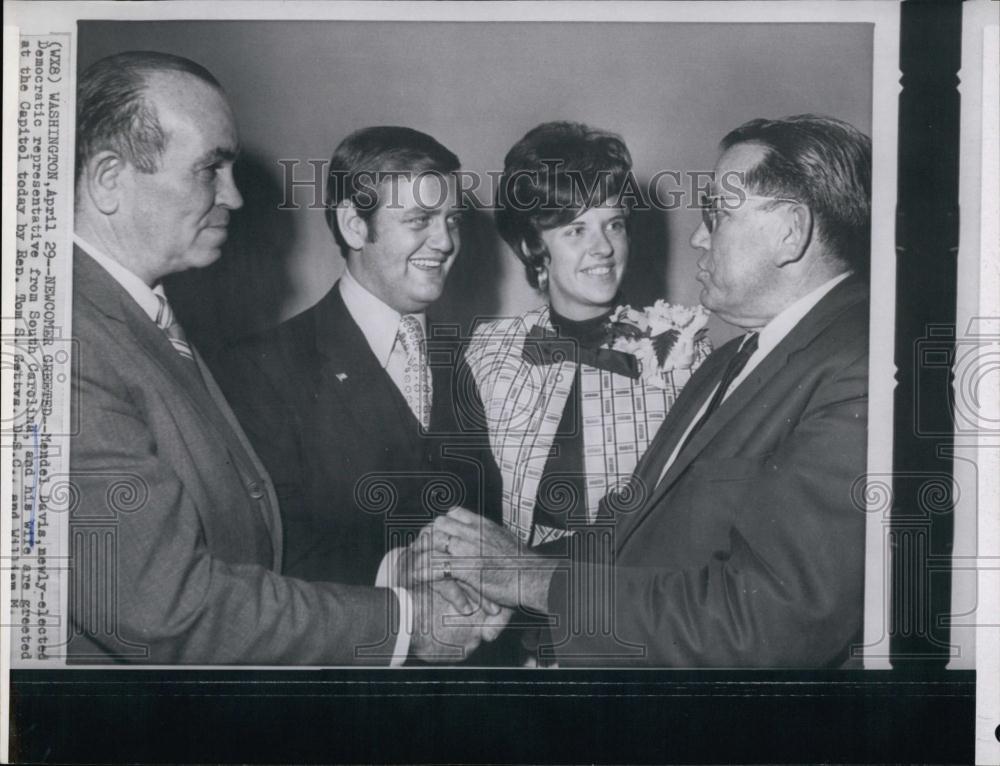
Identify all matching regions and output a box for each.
[774,203,813,267]
[336,200,369,251]
[83,151,126,215]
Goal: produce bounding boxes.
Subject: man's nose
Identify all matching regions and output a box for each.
[217,167,244,211]
[427,216,456,255]
[690,220,710,250]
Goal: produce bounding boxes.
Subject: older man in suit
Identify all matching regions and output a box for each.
[213,127,502,592]
[67,51,505,664]
[416,114,872,668]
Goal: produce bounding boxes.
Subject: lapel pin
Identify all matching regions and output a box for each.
[335,372,348,383]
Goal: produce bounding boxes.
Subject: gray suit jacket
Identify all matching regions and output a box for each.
[66,247,399,664]
[546,276,870,667]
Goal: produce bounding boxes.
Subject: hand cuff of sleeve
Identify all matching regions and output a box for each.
[376,547,405,589]
[389,586,412,666]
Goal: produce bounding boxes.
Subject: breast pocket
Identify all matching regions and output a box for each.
[689,454,775,483]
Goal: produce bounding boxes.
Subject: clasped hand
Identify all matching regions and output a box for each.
[401,507,556,616]
[407,577,511,662]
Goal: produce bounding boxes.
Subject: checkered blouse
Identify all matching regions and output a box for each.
[465,305,710,546]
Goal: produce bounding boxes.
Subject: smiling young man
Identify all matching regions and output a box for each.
[214,128,504,638]
[69,55,505,665]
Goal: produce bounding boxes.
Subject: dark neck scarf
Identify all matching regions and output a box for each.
[548,305,615,349]
[522,301,640,379]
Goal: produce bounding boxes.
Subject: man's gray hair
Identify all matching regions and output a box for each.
[722,114,871,273]
[75,50,222,180]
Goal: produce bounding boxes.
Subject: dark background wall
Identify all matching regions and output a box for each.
[78,20,872,352]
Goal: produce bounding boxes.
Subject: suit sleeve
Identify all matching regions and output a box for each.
[546,343,869,667]
[69,325,400,665]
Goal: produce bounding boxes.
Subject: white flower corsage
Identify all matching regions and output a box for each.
[603,301,711,388]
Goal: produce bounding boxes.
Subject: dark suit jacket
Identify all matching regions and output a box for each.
[546,276,870,667]
[68,248,400,664]
[213,282,502,585]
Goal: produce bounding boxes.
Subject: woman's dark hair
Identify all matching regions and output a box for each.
[495,122,634,289]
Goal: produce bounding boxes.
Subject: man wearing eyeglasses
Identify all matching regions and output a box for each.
[409,114,872,668]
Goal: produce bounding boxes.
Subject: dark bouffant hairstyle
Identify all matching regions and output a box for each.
[495,122,635,289]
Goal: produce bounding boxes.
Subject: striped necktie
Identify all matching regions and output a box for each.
[154,293,196,362]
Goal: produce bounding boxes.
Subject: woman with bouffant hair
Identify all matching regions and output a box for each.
[466,121,711,554]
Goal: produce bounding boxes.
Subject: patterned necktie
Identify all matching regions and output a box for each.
[396,314,432,429]
[676,331,759,455]
[154,293,196,362]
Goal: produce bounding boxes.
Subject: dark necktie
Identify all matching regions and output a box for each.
[675,331,759,455]
[623,331,759,501]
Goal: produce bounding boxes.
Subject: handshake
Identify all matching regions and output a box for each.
[392,508,560,663]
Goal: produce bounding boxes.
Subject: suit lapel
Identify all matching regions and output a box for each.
[74,248,281,550]
[194,347,283,564]
[647,337,790,504]
[75,247,232,429]
[615,277,868,551]
[312,284,417,443]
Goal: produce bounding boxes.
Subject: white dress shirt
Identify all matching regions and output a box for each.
[74,234,167,323]
[659,271,852,483]
[339,266,428,663]
[338,266,428,405]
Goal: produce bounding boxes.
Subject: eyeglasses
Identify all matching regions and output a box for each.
[699,193,802,233]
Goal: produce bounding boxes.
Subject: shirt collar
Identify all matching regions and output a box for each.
[338,266,427,368]
[755,271,852,357]
[74,233,166,324]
